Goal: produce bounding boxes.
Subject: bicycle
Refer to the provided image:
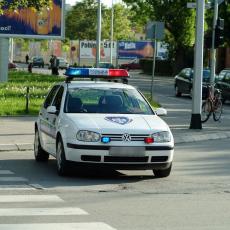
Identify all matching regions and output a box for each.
[201,84,223,123]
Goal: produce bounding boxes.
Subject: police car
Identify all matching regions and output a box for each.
[34,67,174,177]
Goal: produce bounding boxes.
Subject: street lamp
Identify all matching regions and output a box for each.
[96,0,102,68]
[110,0,114,65]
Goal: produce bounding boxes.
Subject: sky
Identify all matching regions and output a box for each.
[65,0,122,7]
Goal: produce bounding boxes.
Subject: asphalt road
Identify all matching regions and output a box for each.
[0,139,230,229]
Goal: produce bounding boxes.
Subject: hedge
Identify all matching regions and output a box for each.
[139,58,174,76]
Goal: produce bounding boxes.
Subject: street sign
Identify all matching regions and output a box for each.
[187,2,211,9]
[146,21,164,40]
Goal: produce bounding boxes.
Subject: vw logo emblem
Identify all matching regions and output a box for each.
[122,133,131,142]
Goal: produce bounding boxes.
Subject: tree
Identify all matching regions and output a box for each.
[123,0,196,73]
[65,0,136,41]
[0,0,51,14]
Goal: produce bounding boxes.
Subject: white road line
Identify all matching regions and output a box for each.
[0,207,88,216]
[0,170,14,175]
[0,195,63,203]
[0,223,116,230]
[0,177,27,182]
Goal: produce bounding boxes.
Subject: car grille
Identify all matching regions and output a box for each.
[101,134,150,141]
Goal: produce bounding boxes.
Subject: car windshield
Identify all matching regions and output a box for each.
[191,69,211,82]
[64,87,154,114]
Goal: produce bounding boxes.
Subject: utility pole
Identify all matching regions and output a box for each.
[96,0,102,68]
[151,25,157,102]
[0,38,9,82]
[110,0,114,65]
[210,0,218,92]
[190,0,205,129]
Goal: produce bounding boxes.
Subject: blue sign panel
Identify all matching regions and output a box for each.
[118,41,155,59]
[0,0,64,39]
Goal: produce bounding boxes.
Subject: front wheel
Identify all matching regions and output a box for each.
[201,100,212,123]
[56,137,70,176]
[213,99,222,121]
[175,86,182,97]
[34,129,49,162]
[153,164,172,178]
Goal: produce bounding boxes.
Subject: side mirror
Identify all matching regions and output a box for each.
[155,108,167,116]
[47,105,58,114]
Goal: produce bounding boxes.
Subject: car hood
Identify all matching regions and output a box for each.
[65,114,170,134]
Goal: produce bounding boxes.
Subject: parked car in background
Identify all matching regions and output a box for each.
[174,68,215,98]
[216,69,230,103]
[57,57,69,69]
[120,59,140,71]
[31,56,44,68]
[97,62,115,69]
[8,62,18,70]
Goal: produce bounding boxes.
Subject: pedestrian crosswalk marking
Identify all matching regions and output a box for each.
[0,223,116,230]
[0,207,88,216]
[0,177,27,182]
[0,185,35,190]
[0,170,14,175]
[0,195,63,203]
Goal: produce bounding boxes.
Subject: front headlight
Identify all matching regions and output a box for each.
[152,131,171,143]
[76,130,100,142]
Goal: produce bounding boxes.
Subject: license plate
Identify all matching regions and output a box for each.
[109,147,145,156]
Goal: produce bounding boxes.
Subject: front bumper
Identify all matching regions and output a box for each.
[65,142,174,170]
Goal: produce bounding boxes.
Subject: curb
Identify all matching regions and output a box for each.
[0,131,230,151]
[0,143,33,151]
[173,131,230,144]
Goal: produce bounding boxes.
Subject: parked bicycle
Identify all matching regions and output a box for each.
[201,84,223,123]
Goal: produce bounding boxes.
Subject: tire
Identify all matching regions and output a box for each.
[201,100,212,123]
[34,129,49,162]
[189,88,193,98]
[175,86,182,97]
[153,163,172,178]
[56,137,69,176]
[213,99,222,121]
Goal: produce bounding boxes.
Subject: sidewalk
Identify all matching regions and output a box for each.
[0,116,230,151]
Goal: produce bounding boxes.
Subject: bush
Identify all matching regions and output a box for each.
[139,58,174,76]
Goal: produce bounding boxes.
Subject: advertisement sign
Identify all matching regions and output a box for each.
[118,41,154,59]
[70,40,79,65]
[0,0,64,39]
[80,41,117,59]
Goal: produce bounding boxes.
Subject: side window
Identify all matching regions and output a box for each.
[179,69,186,78]
[224,73,230,83]
[43,85,60,109]
[185,69,191,79]
[52,86,64,112]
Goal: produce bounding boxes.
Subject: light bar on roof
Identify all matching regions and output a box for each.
[65,67,129,79]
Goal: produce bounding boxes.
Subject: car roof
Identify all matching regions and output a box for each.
[58,81,135,90]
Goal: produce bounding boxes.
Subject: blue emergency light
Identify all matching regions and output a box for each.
[65,67,129,82]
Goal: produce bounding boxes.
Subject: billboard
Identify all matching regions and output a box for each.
[80,41,117,59]
[118,41,154,59]
[0,0,64,39]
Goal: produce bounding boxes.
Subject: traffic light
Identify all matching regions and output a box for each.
[214,18,224,48]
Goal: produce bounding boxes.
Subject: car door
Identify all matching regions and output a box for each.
[176,68,192,93]
[222,72,230,100]
[46,86,65,154]
[183,69,193,94]
[39,85,60,152]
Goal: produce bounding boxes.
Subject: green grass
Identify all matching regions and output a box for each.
[0,71,63,115]
[0,71,160,116]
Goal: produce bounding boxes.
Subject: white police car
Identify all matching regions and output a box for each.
[34,68,174,177]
